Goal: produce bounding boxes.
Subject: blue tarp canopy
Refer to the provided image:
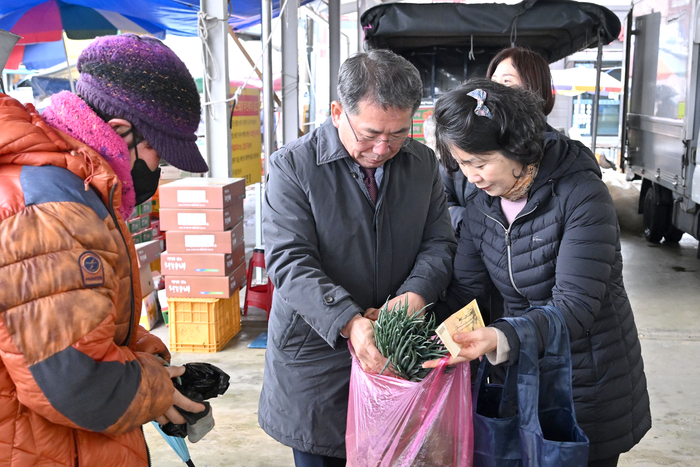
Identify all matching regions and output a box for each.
[229,0,315,32]
[0,0,315,40]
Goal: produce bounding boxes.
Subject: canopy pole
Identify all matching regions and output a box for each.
[329,0,340,104]
[61,34,75,94]
[201,0,231,178]
[618,8,633,171]
[590,28,604,159]
[281,0,299,143]
[259,0,275,249]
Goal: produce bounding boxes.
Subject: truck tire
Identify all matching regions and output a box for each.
[643,187,666,243]
[664,225,685,243]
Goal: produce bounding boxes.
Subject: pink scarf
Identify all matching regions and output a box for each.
[42,91,135,219]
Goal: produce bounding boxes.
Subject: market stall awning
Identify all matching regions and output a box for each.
[361,0,621,68]
[552,67,622,96]
[1,0,317,42]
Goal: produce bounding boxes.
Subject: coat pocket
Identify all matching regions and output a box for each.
[277,312,313,357]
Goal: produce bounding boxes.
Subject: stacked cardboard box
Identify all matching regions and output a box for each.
[127,201,157,244]
[158,178,247,351]
[135,238,164,330]
[127,199,166,331]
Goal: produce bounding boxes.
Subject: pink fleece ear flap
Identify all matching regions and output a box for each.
[42,91,136,219]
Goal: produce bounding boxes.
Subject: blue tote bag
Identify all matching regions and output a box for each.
[472,306,589,467]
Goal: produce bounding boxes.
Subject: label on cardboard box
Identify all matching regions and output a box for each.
[166,222,245,253]
[185,234,215,248]
[159,204,243,232]
[159,177,245,209]
[178,190,207,204]
[165,273,239,298]
[161,251,236,276]
[178,212,208,226]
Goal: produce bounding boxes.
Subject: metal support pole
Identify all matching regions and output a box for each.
[61,35,75,93]
[590,29,604,158]
[259,0,275,249]
[619,9,633,171]
[329,0,341,104]
[201,0,231,178]
[306,17,316,131]
[357,0,364,52]
[281,0,299,144]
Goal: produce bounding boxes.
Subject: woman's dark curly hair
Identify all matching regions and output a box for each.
[434,79,547,175]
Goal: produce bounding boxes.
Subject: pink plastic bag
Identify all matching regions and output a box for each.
[346,345,473,467]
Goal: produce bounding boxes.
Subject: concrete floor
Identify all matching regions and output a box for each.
[145,187,700,466]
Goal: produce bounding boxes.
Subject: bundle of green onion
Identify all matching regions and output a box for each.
[372,298,448,382]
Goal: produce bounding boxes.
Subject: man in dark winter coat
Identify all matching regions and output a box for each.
[258,50,456,466]
[427,79,650,467]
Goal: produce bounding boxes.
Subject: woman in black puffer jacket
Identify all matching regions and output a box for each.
[427,79,651,467]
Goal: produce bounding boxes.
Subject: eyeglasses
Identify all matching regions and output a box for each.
[344,110,412,149]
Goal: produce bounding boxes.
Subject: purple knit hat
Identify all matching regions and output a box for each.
[76,34,208,173]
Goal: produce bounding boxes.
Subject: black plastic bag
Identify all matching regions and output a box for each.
[173,362,230,402]
[159,421,188,438]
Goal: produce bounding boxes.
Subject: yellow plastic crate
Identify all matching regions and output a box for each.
[168,295,241,353]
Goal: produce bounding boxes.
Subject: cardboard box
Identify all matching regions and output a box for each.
[150,220,160,237]
[165,263,246,298]
[157,289,169,326]
[130,201,153,218]
[230,262,247,293]
[139,214,151,230]
[139,290,160,331]
[135,239,163,267]
[137,228,154,243]
[159,178,245,209]
[152,270,163,290]
[159,204,243,232]
[161,251,238,277]
[231,242,246,270]
[127,217,141,234]
[139,262,155,295]
[166,273,237,299]
[165,222,244,253]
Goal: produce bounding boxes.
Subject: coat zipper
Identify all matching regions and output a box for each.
[482,202,539,297]
[73,431,80,466]
[141,426,152,467]
[107,183,136,347]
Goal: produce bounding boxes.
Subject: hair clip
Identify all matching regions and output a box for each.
[467,89,492,119]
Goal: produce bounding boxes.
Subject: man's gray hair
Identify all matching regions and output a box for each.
[337,49,423,115]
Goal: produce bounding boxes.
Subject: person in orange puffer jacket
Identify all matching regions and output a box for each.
[0,34,210,467]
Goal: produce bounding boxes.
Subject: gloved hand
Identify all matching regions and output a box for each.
[176,401,215,443]
[155,366,207,435]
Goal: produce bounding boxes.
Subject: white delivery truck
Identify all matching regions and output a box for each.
[623,0,700,255]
